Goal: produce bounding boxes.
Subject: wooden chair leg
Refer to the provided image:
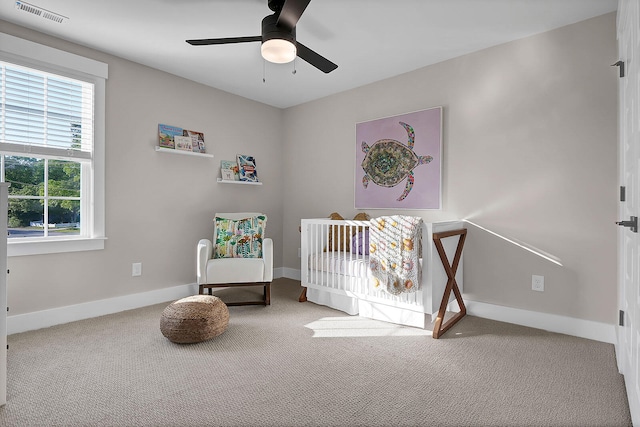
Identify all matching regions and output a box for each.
[432,229,467,339]
[264,283,271,305]
[198,284,204,295]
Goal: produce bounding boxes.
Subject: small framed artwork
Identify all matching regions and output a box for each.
[220,160,239,181]
[158,124,183,149]
[355,106,442,210]
[237,154,259,182]
[174,135,193,152]
[185,129,206,153]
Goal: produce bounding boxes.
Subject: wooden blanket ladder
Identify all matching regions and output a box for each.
[432,228,467,339]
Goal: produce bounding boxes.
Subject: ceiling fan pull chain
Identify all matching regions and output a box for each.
[263,60,266,83]
[292,57,297,75]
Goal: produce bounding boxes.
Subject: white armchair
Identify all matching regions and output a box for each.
[197,212,273,306]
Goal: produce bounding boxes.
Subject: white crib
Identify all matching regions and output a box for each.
[300,218,466,333]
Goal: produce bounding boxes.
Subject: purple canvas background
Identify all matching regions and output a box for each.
[355,107,442,209]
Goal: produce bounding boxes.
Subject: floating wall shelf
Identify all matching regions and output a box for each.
[217,178,262,186]
[155,146,214,158]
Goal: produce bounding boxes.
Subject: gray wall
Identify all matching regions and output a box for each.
[1,12,618,326]
[282,13,618,324]
[1,20,284,316]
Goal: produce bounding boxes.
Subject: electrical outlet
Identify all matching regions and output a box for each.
[532,275,544,292]
[132,262,142,277]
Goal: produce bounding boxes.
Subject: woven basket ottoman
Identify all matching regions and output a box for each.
[160,295,229,344]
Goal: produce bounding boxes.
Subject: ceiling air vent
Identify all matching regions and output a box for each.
[15,1,67,23]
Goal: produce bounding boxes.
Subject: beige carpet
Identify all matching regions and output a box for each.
[0,278,631,426]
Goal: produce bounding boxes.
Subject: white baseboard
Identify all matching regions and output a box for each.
[465,300,616,344]
[273,267,287,280]
[8,270,291,335]
[280,267,300,281]
[8,269,616,344]
[8,283,198,335]
[282,269,616,344]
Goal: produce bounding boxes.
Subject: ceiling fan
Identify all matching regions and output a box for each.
[186,0,338,73]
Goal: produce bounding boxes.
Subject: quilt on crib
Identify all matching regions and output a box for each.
[369,215,423,295]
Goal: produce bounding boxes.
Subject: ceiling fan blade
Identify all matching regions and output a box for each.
[296,42,337,73]
[186,36,262,46]
[277,0,311,30]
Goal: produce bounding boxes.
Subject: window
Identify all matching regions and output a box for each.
[1,63,88,239]
[0,33,107,256]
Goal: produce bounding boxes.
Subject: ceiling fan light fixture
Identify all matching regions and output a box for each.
[186,1,338,73]
[261,38,297,64]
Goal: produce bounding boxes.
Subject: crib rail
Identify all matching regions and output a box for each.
[300,218,424,310]
[301,218,368,291]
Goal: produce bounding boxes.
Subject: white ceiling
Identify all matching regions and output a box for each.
[0,0,618,109]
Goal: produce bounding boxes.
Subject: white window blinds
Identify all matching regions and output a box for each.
[0,61,94,161]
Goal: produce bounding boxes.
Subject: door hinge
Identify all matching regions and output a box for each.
[620,310,625,326]
[613,60,626,78]
[621,186,626,202]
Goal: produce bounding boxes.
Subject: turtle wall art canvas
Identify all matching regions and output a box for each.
[355,107,442,209]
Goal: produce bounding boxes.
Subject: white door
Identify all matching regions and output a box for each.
[617,0,640,422]
[0,184,6,406]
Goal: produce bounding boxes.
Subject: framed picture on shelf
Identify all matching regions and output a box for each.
[174,135,193,152]
[158,124,183,149]
[185,129,206,153]
[220,160,239,181]
[237,154,259,182]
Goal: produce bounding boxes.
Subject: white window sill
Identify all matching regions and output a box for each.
[8,236,107,257]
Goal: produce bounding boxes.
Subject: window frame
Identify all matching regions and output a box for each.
[0,33,107,257]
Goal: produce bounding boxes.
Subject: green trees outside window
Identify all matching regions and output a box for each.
[5,156,81,236]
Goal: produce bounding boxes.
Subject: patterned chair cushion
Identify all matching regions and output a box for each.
[213,215,267,259]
